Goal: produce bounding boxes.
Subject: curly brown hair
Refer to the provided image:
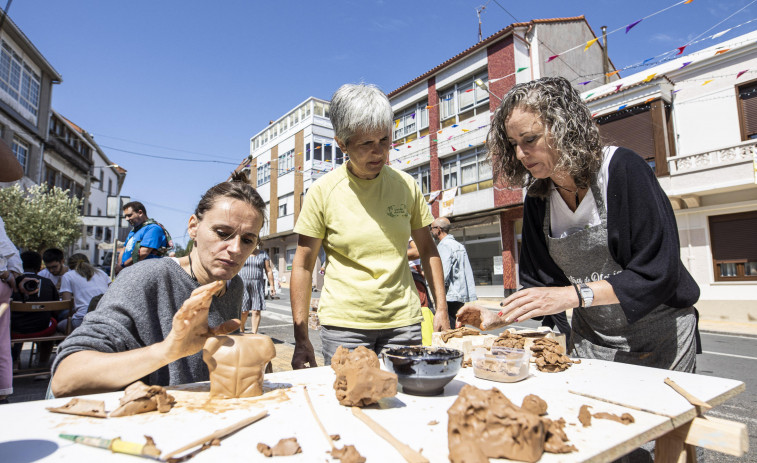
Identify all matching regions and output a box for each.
[487,77,603,198]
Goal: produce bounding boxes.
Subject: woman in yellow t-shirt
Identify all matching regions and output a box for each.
[290,83,450,368]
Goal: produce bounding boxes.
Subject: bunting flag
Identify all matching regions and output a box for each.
[451,146,457,151]
[516,67,528,73]
[712,28,731,39]
[643,73,657,82]
[644,97,655,103]
[547,55,559,63]
[702,80,714,86]
[676,46,687,55]
[615,84,623,92]
[606,70,620,77]
[585,92,595,99]
[584,38,598,51]
[579,81,592,85]
[642,57,655,64]
[618,104,627,110]
[680,61,692,69]
[625,19,642,33]
[461,129,469,132]
[715,49,730,55]
[737,70,749,78]
[684,0,693,3]
[394,119,400,128]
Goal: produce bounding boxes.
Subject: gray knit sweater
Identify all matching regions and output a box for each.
[52,258,243,387]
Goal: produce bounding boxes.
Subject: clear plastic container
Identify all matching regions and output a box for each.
[471,347,530,383]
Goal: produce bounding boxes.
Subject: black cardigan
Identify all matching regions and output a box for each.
[519,147,700,324]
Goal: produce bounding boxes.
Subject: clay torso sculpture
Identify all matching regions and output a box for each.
[203,334,276,398]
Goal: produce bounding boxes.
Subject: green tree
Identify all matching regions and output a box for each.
[0,183,83,252]
[172,240,193,258]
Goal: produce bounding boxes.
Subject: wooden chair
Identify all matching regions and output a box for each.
[10,299,73,378]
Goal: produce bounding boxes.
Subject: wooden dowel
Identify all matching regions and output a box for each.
[161,409,267,460]
[303,386,336,451]
[352,407,429,463]
[568,390,675,417]
[664,377,712,410]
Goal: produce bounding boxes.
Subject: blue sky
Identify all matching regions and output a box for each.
[8,0,757,246]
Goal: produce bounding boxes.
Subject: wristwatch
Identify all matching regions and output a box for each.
[579,282,594,308]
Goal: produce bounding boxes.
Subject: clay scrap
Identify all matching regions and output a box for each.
[331,346,397,407]
[493,331,526,350]
[439,326,481,343]
[521,394,548,416]
[448,386,576,463]
[257,437,302,457]
[530,338,578,372]
[578,405,635,427]
[46,398,107,418]
[203,334,276,398]
[110,381,176,417]
[330,445,366,463]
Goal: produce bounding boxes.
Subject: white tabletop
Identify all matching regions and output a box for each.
[0,359,744,462]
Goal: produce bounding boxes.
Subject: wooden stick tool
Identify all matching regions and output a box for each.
[160,409,267,460]
[303,386,336,451]
[352,406,429,463]
[664,377,712,411]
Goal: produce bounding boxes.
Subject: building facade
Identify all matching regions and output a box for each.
[583,30,757,320]
[387,17,616,298]
[0,15,60,190]
[243,97,339,286]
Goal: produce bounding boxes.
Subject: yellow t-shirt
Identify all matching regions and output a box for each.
[294,163,433,329]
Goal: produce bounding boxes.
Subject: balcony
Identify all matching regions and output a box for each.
[660,140,756,202]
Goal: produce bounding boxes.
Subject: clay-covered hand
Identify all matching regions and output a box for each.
[162,280,241,362]
[455,303,503,331]
[433,307,451,331]
[17,277,40,296]
[291,339,318,369]
[498,286,575,323]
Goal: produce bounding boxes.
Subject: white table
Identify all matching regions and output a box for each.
[0,359,744,462]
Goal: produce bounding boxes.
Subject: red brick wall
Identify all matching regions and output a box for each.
[427,76,441,218]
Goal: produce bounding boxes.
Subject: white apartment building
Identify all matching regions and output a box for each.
[243,97,341,285]
[583,30,757,320]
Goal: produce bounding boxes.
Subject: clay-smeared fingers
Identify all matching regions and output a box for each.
[455,304,484,329]
[210,319,242,336]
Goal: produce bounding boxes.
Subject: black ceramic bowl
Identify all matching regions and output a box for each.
[382,346,463,396]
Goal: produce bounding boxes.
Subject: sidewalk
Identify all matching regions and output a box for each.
[698,318,757,336]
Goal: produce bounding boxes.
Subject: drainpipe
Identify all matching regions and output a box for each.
[602,26,609,84]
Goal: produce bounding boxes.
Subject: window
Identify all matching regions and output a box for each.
[278,149,294,176]
[393,100,429,144]
[285,248,296,265]
[408,164,431,195]
[61,175,72,193]
[737,80,757,140]
[105,228,112,242]
[278,193,293,217]
[108,178,113,196]
[597,104,655,167]
[306,142,310,161]
[256,162,271,186]
[99,170,104,191]
[441,146,492,193]
[335,145,344,165]
[439,72,489,128]
[314,142,323,161]
[0,42,40,116]
[314,101,324,117]
[12,137,29,173]
[709,211,757,281]
[95,226,103,240]
[87,204,91,215]
[45,166,58,189]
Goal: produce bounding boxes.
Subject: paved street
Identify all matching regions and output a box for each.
[8,287,757,461]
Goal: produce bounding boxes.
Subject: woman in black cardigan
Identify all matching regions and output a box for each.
[457,77,699,372]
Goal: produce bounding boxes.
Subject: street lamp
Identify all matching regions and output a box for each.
[475,78,503,102]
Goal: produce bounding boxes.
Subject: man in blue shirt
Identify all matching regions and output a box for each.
[431,217,477,323]
[116,201,171,274]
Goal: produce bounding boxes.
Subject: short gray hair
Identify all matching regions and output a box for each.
[329,83,393,145]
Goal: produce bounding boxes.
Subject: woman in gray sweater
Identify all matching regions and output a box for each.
[51,175,266,397]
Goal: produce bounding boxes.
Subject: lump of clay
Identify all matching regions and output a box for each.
[110,381,176,417]
[530,338,576,372]
[493,331,526,350]
[331,346,397,407]
[448,385,545,463]
[578,404,593,427]
[203,334,276,398]
[521,394,548,416]
[440,326,481,343]
[542,418,577,454]
[594,412,635,425]
[330,445,366,463]
[257,437,302,457]
[47,398,107,418]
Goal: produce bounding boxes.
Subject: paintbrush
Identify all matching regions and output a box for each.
[59,434,162,459]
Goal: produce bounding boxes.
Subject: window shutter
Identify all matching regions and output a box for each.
[709,212,757,260]
[597,108,655,162]
[739,83,757,138]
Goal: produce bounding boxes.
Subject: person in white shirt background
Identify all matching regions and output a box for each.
[38,248,68,290]
[57,253,110,333]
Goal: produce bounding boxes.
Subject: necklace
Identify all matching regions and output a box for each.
[187,253,198,282]
[553,182,580,206]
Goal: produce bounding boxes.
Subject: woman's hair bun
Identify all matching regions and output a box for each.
[229,170,249,184]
